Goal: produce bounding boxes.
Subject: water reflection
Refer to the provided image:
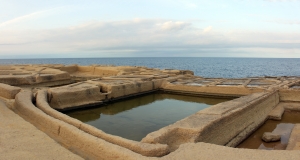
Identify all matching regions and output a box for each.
[66,93,229,141]
[237,111,300,150]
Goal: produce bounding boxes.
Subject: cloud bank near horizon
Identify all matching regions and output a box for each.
[0,19,299,58]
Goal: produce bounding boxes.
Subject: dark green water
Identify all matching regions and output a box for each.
[66,93,229,141]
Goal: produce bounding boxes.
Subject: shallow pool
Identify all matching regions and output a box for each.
[237,111,300,150]
[65,92,230,141]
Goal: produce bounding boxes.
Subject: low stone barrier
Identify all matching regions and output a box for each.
[94,66,121,76]
[0,83,21,99]
[88,79,164,99]
[142,91,279,150]
[36,90,169,157]
[162,83,264,97]
[48,82,106,110]
[13,90,145,160]
[286,124,300,150]
[59,65,78,73]
[161,142,300,160]
[279,89,300,102]
[268,103,285,120]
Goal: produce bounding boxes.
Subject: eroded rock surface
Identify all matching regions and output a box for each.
[262,132,281,142]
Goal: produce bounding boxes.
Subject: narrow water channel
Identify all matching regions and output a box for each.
[237,111,300,150]
[65,92,230,141]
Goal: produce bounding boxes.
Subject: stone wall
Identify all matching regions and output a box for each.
[48,82,106,110]
[59,65,78,73]
[88,79,164,99]
[279,89,300,102]
[142,91,279,150]
[287,124,300,150]
[162,83,264,98]
[0,83,21,99]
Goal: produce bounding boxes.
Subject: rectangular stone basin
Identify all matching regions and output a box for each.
[65,92,230,141]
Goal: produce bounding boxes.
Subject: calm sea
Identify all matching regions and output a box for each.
[0,57,299,78]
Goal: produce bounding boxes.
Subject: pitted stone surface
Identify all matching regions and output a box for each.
[262,132,281,142]
[0,99,83,160]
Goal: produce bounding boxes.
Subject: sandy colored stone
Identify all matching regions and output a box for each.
[0,83,21,99]
[268,103,285,120]
[262,132,281,142]
[0,65,71,86]
[48,82,106,110]
[279,89,300,102]
[59,64,78,73]
[161,142,300,160]
[0,99,83,160]
[287,124,300,150]
[163,82,265,97]
[88,79,162,99]
[280,102,300,111]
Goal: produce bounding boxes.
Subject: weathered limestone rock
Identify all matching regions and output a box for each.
[0,65,71,86]
[161,142,300,160]
[279,89,300,102]
[262,132,281,142]
[0,83,21,99]
[88,79,163,99]
[163,82,265,97]
[59,64,78,73]
[0,98,83,160]
[268,103,285,120]
[287,124,300,150]
[48,82,106,110]
[281,102,300,111]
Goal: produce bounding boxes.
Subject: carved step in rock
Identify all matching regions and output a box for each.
[262,132,281,142]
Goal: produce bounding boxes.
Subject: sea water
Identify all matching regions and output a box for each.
[0,57,299,78]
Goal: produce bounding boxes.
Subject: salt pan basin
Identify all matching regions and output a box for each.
[66,92,229,141]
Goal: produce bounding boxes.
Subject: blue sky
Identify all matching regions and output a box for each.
[0,0,299,58]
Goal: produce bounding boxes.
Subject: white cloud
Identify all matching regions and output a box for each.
[203,26,213,33]
[0,19,299,57]
[158,21,190,31]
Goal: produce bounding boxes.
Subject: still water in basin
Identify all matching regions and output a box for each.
[237,111,300,150]
[66,93,229,141]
